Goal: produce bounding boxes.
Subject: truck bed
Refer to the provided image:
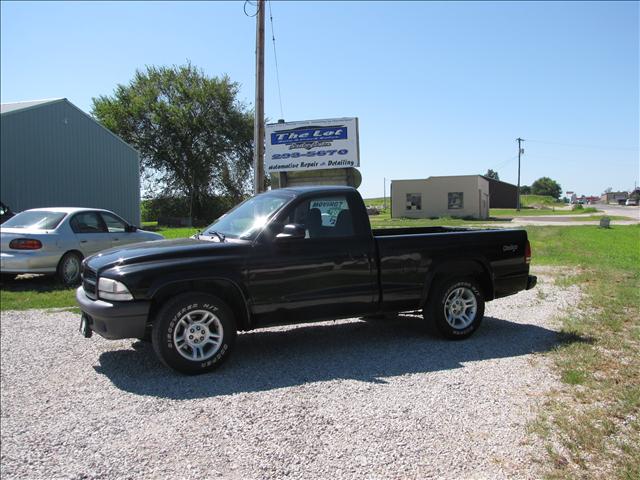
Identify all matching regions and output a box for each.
[372,226,493,236]
[372,226,529,312]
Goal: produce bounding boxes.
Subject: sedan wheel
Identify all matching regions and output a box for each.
[57,252,82,286]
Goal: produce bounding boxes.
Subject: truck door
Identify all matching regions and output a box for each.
[247,191,378,325]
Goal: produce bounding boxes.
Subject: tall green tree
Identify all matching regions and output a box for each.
[531,177,562,199]
[92,63,254,220]
[484,169,500,180]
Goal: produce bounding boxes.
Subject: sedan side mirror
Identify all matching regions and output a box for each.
[275,224,305,240]
[125,225,137,233]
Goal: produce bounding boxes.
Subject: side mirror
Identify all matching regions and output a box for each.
[275,224,305,240]
[125,224,137,233]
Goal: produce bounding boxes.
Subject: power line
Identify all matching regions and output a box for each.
[489,155,518,172]
[268,0,284,119]
[526,139,638,151]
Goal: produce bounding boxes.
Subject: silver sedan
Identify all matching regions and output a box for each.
[1,207,163,285]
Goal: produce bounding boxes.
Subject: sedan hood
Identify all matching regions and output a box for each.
[85,237,249,272]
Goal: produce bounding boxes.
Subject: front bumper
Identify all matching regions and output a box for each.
[526,275,537,290]
[76,287,150,340]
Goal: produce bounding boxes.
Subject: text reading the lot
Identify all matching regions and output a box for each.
[271,126,347,145]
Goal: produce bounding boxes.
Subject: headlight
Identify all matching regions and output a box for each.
[98,277,133,301]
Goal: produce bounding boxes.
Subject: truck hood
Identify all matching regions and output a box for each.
[85,237,250,272]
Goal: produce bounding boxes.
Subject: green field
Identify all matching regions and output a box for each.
[527,225,640,479]
[520,194,565,207]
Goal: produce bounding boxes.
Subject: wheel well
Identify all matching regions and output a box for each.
[423,261,494,307]
[148,279,250,331]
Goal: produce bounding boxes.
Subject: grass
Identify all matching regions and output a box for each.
[525,225,640,479]
[521,194,565,207]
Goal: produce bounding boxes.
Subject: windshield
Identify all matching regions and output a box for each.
[2,211,66,229]
[203,192,293,240]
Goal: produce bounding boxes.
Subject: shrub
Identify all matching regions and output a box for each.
[141,195,238,227]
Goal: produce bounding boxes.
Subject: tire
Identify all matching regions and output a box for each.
[57,252,83,286]
[152,292,237,374]
[426,277,485,340]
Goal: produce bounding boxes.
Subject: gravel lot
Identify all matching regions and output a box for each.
[1,272,579,479]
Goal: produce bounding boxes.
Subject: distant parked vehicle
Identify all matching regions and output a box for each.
[1,208,163,285]
[626,198,639,206]
[0,202,14,224]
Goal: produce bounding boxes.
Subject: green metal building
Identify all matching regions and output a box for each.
[1,98,140,224]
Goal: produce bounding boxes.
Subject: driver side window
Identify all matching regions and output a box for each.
[286,195,354,239]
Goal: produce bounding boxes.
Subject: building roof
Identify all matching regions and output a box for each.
[0,98,64,115]
[392,175,488,182]
[1,97,139,155]
[480,176,517,188]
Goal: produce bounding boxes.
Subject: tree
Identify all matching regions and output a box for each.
[531,177,562,199]
[520,185,532,195]
[484,169,499,180]
[92,63,254,221]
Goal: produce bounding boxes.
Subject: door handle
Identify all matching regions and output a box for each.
[113,238,119,241]
[80,240,87,244]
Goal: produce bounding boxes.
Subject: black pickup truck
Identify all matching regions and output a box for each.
[77,186,536,374]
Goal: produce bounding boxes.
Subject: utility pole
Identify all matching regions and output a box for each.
[253,0,266,194]
[516,137,524,211]
[383,177,387,210]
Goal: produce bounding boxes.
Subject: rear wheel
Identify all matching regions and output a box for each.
[57,252,83,286]
[152,293,237,374]
[426,277,484,339]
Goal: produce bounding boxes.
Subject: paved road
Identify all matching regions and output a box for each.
[485,204,639,227]
[596,203,640,220]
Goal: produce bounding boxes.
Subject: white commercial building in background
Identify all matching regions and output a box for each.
[391,176,490,219]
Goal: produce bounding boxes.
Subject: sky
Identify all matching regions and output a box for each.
[1,1,638,198]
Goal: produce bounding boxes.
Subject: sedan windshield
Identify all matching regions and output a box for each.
[203,192,293,240]
[2,211,66,230]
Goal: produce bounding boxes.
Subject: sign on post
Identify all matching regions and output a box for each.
[265,118,360,173]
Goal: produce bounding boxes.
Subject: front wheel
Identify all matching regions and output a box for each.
[152,293,237,374]
[426,277,485,339]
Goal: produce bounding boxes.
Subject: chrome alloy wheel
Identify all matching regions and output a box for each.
[173,310,224,361]
[443,287,477,329]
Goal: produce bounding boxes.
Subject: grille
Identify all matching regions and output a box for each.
[82,266,97,300]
